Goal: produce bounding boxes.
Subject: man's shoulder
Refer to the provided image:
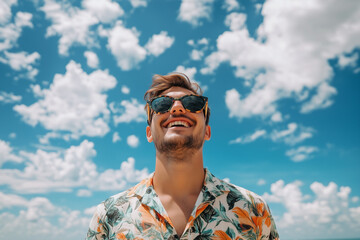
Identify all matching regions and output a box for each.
[95,177,150,214]
[213,176,267,209]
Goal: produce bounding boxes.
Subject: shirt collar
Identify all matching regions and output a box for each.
[128,168,229,215]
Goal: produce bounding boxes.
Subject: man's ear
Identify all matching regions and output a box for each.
[204,125,211,141]
[146,126,153,142]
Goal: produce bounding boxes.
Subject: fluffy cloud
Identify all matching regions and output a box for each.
[82,0,124,23]
[223,0,240,12]
[41,0,98,55]
[338,52,359,69]
[0,51,40,79]
[285,146,318,162]
[0,91,22,103]
[203,1,360,121]
[121,85,130,94]
[145,31,175,57]
[0,140,148,193]
[14,61,117,139]
[111,98,146,125]
[0,192,90,240]
[99,22,146,70]
[178,0,214,27]
[263,180,360,238]
[40,0,124,56]
[229,129,266,144]
[84,51,99,68]
[0,139,22,166]
[0,11,33,51]
[127,135,139,148]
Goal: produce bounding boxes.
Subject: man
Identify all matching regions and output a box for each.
[86,73,279,240]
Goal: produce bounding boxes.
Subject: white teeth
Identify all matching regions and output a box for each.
[168,121,190,128]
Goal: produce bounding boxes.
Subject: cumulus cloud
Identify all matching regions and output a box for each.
[203,1,360,121]
[145,31,175,57]
[111,98,146,125]
[0,51,40,79]
[84,51,99,68]
[99,21,146,70]
[178,0,214,27]
[223,0,240,12]
[0,140,149,193]
[0,11,33,52]
[41,0,98,55]
[82,0,124,23]
[0,139,22,166]
[0,91,22,103]
[263,180,360,238]
[0,191,90,240]
[285,145,318,162]
[229,129,266,144]
[129,0,147,8]
[127,135,139,148]
[14,61,117,139]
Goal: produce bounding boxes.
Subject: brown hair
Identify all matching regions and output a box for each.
[144,73,210,125]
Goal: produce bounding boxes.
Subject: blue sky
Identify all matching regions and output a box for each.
[1,0,360,239]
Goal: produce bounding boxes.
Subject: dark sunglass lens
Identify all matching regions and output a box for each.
[151,97,173,113]
[182,96,205,112]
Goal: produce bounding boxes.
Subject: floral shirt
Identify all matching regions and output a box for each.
[86,169,279,240]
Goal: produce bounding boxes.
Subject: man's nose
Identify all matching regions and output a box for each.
[170,100,186,114]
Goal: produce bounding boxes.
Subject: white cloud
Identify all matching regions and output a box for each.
[14,61,117,139]
[99,21,147,70]
[111,98,146,125]
[285,145,318,162]
[255,3,262,14]
[82,0,124,23]
[145,31,175,57]
[0,51,40,79]
[188,38,209,61]
[112,132,121,143]
[0,91,22,103]
[174,65,197,81]
[263,180,360,239]
[127,135,139,148]
[76,189,92,197]
[271,112,283,122]
[178,0,214,27]
[84,51,99,68]
[0,139,22,166]
[0,140,149,193]
[203,1,360,120]
[9,133,16,139]
[0,192,90,240]
[121,85,130,94]
[129,0,147,8]
[230,129,266,144]
[223,0,240,12]
[0,191,27,210]
[337,52,359,69]
[225,12,247,31]
[271,122,314,145]
[41,0,99,55]
[0,11,33,52]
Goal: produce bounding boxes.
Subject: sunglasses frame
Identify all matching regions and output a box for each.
[146,94,208,124]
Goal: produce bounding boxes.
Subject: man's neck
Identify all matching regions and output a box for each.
[153,149,205,198]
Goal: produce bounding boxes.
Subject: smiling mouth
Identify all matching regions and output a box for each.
[167,121,190,128]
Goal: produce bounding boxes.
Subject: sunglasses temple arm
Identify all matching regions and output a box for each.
[205,101,208,122]
[146,104,151,125]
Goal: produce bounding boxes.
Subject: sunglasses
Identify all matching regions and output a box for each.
[147,94,208,122]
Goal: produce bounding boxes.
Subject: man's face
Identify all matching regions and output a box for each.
[146,87,211,154]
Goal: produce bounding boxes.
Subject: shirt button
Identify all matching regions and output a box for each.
[174,235,179,239]
[146,188,152,194]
